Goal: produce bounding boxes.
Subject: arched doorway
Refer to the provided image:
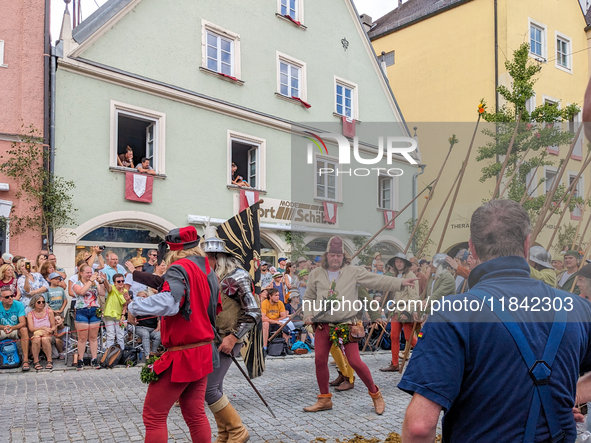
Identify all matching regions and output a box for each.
[446,242,470,259]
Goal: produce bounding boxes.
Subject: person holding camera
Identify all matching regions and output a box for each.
[73,264,108,370]
[16,258,49,313]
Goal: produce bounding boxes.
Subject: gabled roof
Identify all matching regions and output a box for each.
[72,0,132,44]
[368,0,472,40]
[585,4,591,29]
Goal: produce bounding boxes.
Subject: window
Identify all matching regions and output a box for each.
[281,0,297,19]
[544,97,560,155]
[528,19,547,60]
[378,176,393,209]
[530,24,543,57]
[544,168,557,194]
[110,101,166,174]
[334,76,359,119]
[276,52,307,102]
[569,174,583,218]
[227,130,266,191]
[201,20,241,79]
[206,31,233,76]
[524,168,537,198]
[378,51,395,67]
[315,158,337,200]
[570,111,583,160]
[0,40,5,67]
[525,94,536,114]
[555,33,571,72]
[277,0,304,24]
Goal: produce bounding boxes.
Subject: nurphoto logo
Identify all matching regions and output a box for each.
[304,132,418,177]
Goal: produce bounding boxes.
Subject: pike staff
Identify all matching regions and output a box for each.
[492,112,523,200]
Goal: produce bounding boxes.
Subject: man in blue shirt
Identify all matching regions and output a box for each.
[0,286,30,371]
[399,199,591,442]
[102,252,127,284]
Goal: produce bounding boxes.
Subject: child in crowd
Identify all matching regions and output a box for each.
[45,272,67,317]
[297,269,309,299]
[103,273,130,349]
[52,313,69,359]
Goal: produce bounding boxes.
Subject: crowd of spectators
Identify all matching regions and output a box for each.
[0,248,164,372]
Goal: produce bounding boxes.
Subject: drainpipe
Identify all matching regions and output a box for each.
[412,164,426,252]
[494,0,500,171]
[48,45,57,252]
[44,0,51,251]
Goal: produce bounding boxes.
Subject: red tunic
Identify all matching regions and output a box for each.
[153,257,221,383]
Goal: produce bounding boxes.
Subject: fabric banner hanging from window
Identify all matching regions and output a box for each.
[323,201,337,224]
[125,172,153,203]
[342,116,356,138]
[383,210,396,229]
[240,189,260,212]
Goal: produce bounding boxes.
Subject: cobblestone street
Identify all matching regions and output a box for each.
[0,352,429,443]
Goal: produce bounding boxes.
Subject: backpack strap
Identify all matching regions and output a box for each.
[470,288,567,443]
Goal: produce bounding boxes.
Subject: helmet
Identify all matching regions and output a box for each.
[387,252,412,269]
[202,237,227,253]
[432,253,448,268]
[529,246,553,269]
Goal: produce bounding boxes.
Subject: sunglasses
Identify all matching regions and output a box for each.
[2,295,15,300]
[115,279,124,283]
[36,300,45,305]
[149,254,157,257]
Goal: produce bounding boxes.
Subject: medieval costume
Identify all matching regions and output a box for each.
[302,236,409,415]
[127,226,221,443]
[380,253,419,372]
[424,253,456,303]
[529,246,557,288]
[202,232,261,443]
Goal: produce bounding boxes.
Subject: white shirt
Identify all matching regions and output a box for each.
[124,273,147,297]
[558,271,574,288]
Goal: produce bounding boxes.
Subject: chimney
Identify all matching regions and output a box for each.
[359,14,373,33]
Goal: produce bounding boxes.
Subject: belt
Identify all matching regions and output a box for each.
[166,341,213,353]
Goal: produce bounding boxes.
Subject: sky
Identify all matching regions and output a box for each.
[50,0,589,44]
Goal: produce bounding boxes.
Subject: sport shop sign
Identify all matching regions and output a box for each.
[259,198,337,227]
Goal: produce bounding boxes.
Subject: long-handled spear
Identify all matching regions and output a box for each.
[579,217,591,251]
[500,144,532,199]
[520,161,543,205]
[404,135,458,254]
[572,179,591,249]
[531,125,582,242]
[547,183,577,250]
[437,114,482,252]
[569,233,591,294]
[492,112,524,200]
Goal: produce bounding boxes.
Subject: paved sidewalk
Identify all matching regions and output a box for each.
[0,351,431,442]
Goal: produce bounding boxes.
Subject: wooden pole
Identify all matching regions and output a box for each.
[500,144,532,199]
[351,180,435,260]
[539,153,591,230]
[404,136,458,254]
[520,163,542,205]
[361,290,392,352]
[569,236,591,294]
[531,125,582,242]
[580,216,591,249]
[267,307,302,344]
[437,114,482,252]
[399,321,421,373]
[492,112,523,200]
[416,168,462,259]
[546,186,576,250]
[571,179,591,249]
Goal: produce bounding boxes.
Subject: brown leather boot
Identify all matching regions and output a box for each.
[214,401,249,443]
[369,386,385,415]
[209,396,230,443]
[329,371,345,386]
[303,393,333,412]
[335,377,355,391]
[379,362,399,372]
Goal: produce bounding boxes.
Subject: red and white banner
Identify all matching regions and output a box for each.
[239,189,259,212]
[323,201,337,224]
[125,172,153,203]
[383,210,396,229]
[342,116,356,138]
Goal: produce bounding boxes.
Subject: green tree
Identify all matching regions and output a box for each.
[0,124,77,240]
[285,231,310,262]
[404,217,434,259]
[555,223,586,253]
[476,43,581,222]
[352,235,375,266]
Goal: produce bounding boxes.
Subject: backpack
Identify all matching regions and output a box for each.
[0,339,21,369]
[267,337,288,356]
[99,345,122,369]
[120,348,139,366]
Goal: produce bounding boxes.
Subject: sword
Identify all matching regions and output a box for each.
[230,353,276,419]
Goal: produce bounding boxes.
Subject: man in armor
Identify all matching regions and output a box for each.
[202,231,261,443]
[528,246,557,287]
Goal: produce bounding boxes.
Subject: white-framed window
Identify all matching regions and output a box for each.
[544,167,558,194]
[0,199,12,254]
[555,32,571,72]
[276,52,307,101]
[525,93,536,114]
[569,173,583,218]
[0,40,6,68]
[201,20,241,79]
[378,175,397,210]
[277,0,304,24]
[528,18,547,60]
[110,101,166,174]
[315,156,339,201]
[570,110,583,160]
[544,96,560,155]
[335,76,359,119]
[524,168,537,198]
[227,130,266,191]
